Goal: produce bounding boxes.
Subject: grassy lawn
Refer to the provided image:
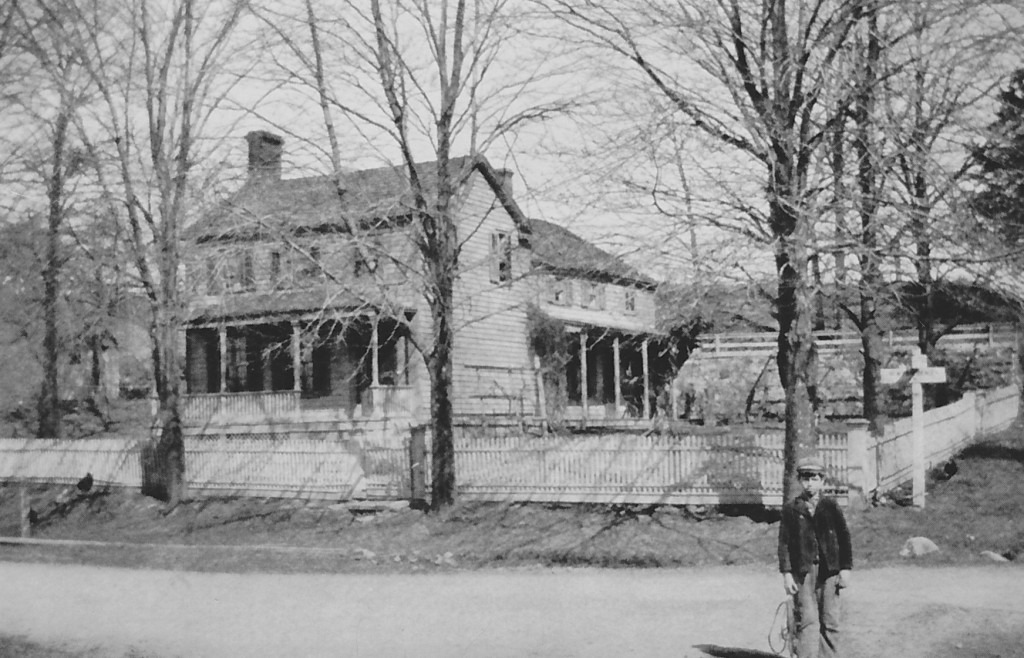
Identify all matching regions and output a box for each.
[2,424,1023,575]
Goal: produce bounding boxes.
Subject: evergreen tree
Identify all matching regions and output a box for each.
[973,69,1024,247]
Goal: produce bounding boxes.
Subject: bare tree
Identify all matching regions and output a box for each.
[7,2,100,439]
[253,0,572,508]
[545,0,870,499]
[41,0,249,503]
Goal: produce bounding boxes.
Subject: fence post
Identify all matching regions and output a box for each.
[408,425,427,510]
[19,482,31,538]
[845,419,871,510]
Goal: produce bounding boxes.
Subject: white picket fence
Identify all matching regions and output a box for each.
[0,384,1018,505]
[449,431,848,506]
[0,437,142,488]
[848,384,1020,497]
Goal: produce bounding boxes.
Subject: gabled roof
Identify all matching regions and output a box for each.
[189,154,528,242]
[527,219,656,289]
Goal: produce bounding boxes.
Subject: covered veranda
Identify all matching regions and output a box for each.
[183,303,417,425]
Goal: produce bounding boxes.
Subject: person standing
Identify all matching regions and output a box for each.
[778,456,853,657]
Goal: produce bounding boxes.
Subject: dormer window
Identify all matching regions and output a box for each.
[624,289,636,313]
[490,232,512,283]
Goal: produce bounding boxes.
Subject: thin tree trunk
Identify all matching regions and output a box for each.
[773,195,817,503]
[854,5,885,430]
[38,110,70,439]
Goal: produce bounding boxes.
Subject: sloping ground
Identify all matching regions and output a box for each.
[2,424,1023,574]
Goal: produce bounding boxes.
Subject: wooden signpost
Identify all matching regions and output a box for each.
[880,347,947,508]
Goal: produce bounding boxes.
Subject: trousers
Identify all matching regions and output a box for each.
[791,563,841,658]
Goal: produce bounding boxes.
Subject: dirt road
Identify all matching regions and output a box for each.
[1,561,1022,657]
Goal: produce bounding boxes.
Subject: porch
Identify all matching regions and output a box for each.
[559,329,659,428]
[183,313,419,426]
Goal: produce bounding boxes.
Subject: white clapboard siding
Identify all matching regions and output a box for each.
[451,170,538,418]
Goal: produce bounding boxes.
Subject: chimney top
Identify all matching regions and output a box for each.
[495,168,513,198]
[245,131,284,180]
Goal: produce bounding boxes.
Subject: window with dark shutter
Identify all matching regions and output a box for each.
[490,232,512,283]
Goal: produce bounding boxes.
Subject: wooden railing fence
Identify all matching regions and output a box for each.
[697,323,1018,357]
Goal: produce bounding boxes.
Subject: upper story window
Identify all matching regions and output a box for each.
[624,289,636,314]
[206,249,256,294]
[298,245,321,281]
[580,281,605,310]
[550,277,573,305]
[490,232,512,283]
[205,258,219,294]
[270,251,282,287]
[354,246,379,277]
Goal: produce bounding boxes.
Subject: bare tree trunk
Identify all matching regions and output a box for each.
[853,4,885,430]
[427,272,456,509]
[38,109,70,439]
[772,194,817,503]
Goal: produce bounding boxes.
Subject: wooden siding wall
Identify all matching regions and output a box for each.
[188,229,420,306]
[451,171,539,418]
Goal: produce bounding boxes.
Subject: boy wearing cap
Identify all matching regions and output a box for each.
[778,456,853,658]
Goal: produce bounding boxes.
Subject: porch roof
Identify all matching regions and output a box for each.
[540,303,664,336]
[187,288,396,325]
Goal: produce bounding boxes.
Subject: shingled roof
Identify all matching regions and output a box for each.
[527,219,656,289]
[190,154,527,241]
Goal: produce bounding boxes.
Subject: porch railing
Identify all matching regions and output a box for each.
[182,386,415,424]
[183,391,301,423]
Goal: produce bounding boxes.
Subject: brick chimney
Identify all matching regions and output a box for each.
[495,168,513,198]
[245,130,283,180]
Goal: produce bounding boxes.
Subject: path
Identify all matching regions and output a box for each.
[1,562,1023,657]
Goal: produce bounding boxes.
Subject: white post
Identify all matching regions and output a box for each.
[845,418,872,509]
[371,318,380,387]
[291,322,301,393]
[881,348,946,508]
[580,331,588,428]
[911,374,926,508]
[371,317,381,417]
[613,336,622,416]
[642,337,651,419]
[396,335,407,385]
[20,483,30,538]
[534,355,547,434]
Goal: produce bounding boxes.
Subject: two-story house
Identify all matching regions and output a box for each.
[181,131,662,437]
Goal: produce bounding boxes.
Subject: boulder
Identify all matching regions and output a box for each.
[899,536,940,558]
[980,550,1010,562]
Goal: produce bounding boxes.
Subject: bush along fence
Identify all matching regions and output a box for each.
[0,384,1018,509]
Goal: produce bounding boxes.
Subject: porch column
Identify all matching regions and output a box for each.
[579,331,588,427]
[291,321,301,393]
[371,318,380,386]
[642,337,651,419]
[371,317,381,417]
[218,326,227,393]
[613,336,622,417]
[396,335,407,384]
